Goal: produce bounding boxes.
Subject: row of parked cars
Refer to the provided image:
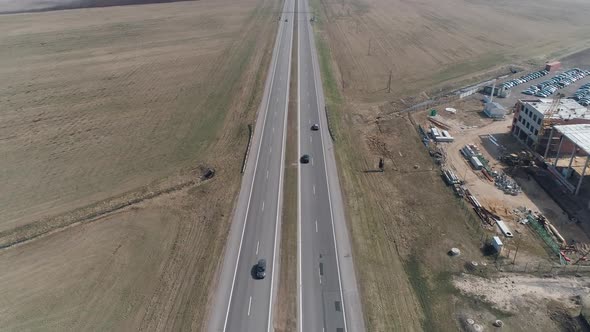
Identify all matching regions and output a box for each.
[522,68,590,98]
[574,83,590,106]
[499,70,549,90]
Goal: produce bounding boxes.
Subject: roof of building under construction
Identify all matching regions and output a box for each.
[522,98,590,120]
[553,124,590,154]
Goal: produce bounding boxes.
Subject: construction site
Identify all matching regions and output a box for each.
[388,63,590,329]
[413,60,590,269]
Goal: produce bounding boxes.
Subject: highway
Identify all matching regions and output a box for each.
[206,0,294,330]
[297,0,366,331]
[208,0,365,330]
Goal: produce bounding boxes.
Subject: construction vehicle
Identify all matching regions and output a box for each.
[501,150,533,166]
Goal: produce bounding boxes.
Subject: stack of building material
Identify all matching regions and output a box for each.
[427,116,451,130]
[493,171,521,195]
[495,220,514,238]
[470,156,483,170]
[442,168,460,185]
[460,144,480,158]
[430,126,454,142]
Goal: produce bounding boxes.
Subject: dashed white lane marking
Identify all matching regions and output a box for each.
[310,136,312,143]
[308,119,311,125]
[318,268,322,284]
[315,220,318,232]
[270,147,272,154]
[248,296,252,316]
[256,241,260,255]
[262,201,265,212]
[266,170,269,179]
[273,127,275,133]
[313,185,316,195]
[311,158,314,166]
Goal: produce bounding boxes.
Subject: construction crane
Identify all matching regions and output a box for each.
[535,93,564,152]
[543,92,565,130]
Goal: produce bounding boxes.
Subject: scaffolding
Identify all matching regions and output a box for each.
[526,213,566,264]
[534,93,564,152]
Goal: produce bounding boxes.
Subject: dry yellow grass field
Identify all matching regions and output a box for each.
[320,0,590,101]
[0,0,279,329]
[0,0,269,232]
[311,0,590,330]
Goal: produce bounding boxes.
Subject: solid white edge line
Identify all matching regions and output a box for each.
[267,2,294,331]
[248,296,252,316]
[297,1,303,331]
[306,0,349,330]
[222,0,286,329]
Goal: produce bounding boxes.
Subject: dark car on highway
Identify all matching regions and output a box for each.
[255,259,266,279]
[311,124,319,131]
[300,154,310,163]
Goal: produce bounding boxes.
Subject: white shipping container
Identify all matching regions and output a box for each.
[492,236,503,252]
[470,156,483,170]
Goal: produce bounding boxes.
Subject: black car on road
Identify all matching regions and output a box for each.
[255,259,266,279]
[300,154,310,164]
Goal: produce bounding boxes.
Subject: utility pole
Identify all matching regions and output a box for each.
[387,70,392,93]
[512,236,521,265]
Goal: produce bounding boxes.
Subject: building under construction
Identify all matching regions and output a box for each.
[511,96,590,153]
[543,124,590,195]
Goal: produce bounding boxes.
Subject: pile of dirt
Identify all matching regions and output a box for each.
[453,273,590,314]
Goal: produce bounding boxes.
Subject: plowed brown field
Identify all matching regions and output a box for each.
[0,0,278,329]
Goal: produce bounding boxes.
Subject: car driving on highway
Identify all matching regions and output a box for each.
[311,123,319,131]
[255,259,266,279]
[300,154,310,163]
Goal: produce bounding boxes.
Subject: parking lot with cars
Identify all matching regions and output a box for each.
[573,83,590,106]
[492,67,590,109]
[499,69,549,91]
[521,68,590,98]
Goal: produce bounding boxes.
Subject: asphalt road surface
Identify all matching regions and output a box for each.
[208,0,365,330]
[206,0,294,330]
[297,0,366,331]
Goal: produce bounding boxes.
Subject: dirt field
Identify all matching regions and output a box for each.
[0,0,268,232]
[317,0,590,102]
[454,273,590,331]
[0,0,192,14]
[0,0,278,329]
[310,0,590,330]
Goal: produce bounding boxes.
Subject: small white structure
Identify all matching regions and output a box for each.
[484,102,506,119]
[430,127,454,142]
[492,236,503,253]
